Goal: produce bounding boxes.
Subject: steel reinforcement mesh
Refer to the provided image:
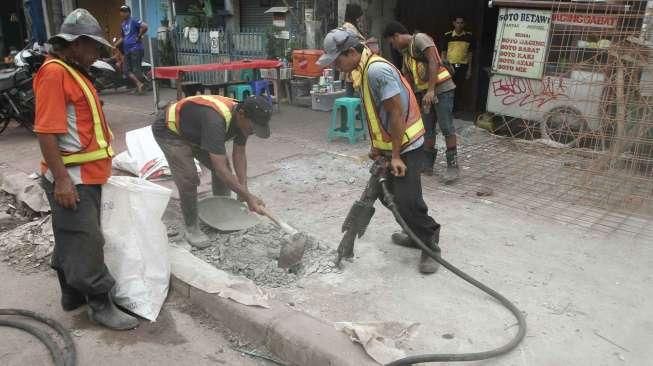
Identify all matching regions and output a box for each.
[450,1,653,239]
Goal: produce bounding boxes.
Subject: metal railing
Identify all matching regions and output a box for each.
[172,27,268,84]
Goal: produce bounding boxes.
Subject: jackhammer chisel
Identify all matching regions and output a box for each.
[334,158,386,267]
[333,156,527,365]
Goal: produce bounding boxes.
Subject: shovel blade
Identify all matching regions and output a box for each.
[278,234,307,269]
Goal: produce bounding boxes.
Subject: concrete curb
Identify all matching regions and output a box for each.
[171,275,378,366]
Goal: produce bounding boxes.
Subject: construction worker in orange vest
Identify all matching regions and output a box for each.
[317,28,442,274]
[35,9,138,330]
[152,95,271,248]
[383,21,460,183]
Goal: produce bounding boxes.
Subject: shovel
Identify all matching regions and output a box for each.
[260,207,307,269]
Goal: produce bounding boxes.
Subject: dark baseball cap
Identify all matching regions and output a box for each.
[241,96,272,138]
[316,28,364,67]
[120,5,131,12]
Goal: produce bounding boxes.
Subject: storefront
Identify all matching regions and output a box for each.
[484,0,647,144]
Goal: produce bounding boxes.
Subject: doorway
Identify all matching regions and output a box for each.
[0,0,27,58]
[77,0,125,43]
[394,0,498,116]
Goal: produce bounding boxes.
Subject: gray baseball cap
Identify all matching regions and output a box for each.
[316,28,364,67]
[48,9,113,49]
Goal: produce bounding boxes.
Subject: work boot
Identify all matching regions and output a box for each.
[184,223,211,249]
[441,148,460,184]
[419,234,441,274]
[56,270,86,311]
[87,292,139,330]
[391,231,419,249]
[422,149,437,176]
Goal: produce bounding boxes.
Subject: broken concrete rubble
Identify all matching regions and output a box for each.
[190,223,337,288]
[0,215,54,272]
[1,171,50,213]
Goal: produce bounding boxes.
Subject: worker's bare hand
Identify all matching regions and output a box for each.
[390,157,407,177]
[54,176,79,210]
[422,90,437,109]
[246,195,266,215]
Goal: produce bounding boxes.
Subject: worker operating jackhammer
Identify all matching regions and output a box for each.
[317,28,443,274]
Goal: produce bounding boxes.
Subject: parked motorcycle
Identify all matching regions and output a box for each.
[0,47,44,134]
[90,56,152,93]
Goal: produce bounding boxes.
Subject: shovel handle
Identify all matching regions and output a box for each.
[260,207,299,236]
[260,206,281,225]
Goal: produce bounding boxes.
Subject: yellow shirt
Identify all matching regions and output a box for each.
[444,30,474,65]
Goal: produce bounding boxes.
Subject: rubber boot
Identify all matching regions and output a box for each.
[419,233,441,274]
[184,223,211,249]
[56,270,86,311]
[87,292,139,330]
[442,148,460,184]
[422,148,437,176]
[391,231,419,249]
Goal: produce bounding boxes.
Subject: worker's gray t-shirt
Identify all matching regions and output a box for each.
[152,103,247,155]
[366,61,423,154]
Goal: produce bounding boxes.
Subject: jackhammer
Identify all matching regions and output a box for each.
[335,157,527,365]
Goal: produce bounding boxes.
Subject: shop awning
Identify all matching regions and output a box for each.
[489,0,630,12]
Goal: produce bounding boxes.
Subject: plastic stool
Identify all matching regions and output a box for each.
[328,97,367,144]
[227,84,253,101]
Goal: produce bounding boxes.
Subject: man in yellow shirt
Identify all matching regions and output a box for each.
[442,16,475,115]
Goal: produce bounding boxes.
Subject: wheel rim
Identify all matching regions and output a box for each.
[543,108,586,147]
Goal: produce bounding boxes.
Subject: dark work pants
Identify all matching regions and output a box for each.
[154,133,230,228]
[42,178,115,295]
[452,64,468,112]
[385,148,440,242]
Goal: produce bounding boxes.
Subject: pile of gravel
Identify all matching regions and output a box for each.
[191,223,338,288]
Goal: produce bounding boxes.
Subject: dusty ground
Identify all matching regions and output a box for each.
[0,260,280,366]
[243,152,653,366]
[1,90,651,365]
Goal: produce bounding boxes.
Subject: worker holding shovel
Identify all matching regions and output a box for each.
[153,95,271,248]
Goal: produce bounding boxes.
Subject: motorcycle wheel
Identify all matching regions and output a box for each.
[16,107,35,133]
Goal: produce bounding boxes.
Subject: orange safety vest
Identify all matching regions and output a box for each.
[361,54,425,151]
[42,59,114,166]
[403,34,452,92]
[166,95,236,133]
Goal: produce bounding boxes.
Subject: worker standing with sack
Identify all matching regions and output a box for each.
[35,9,138,330]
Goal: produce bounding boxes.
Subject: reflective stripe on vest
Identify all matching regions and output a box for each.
[43,59,114,165]
[361,55,425,151]
[404,37,452,92]
[166,95,234,133]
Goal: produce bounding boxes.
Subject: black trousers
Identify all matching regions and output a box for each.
[385,148,440,242]
[452,64,468,112]
[42,178,115,295]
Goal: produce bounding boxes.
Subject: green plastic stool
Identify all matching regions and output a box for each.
[227,84,253,101]
[328,97,367,144]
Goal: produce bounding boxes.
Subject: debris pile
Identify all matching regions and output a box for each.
[192,223,337,288]
[0,215,54,272]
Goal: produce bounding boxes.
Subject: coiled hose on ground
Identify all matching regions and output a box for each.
[379,179,527,365]
[0,308,76,366]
